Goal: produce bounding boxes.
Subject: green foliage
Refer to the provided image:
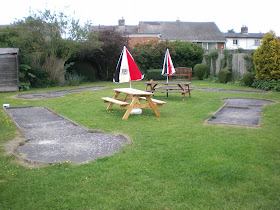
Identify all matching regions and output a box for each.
[194,64,210,80]
[68,61,98,82]
[252,79,280,91]
[243,51,255,73]
[242,72,256,87]
[145,69,166,80]
[204,75,219,83]
[64,72,87,86]
[172,40,204,67]
[132,40,204,71]
[218,68,231,83]
[89,29,128,81]
[133,40,174,70]
[253,31,280,80]
[30,67,49,88]
[18,64,35,91]
[205,50,219,75]
[220,49,233,70]
[1,9,92,86]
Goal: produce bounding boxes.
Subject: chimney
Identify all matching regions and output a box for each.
[118,18,125,26]
[241,25,248,34]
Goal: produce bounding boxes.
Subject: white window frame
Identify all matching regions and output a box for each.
[254,39,260,46]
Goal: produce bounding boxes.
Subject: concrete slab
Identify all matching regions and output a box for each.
[17,86,105,99]
[5,106,129,164]
[206,98,275,126]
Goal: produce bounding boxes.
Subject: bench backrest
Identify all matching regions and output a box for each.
[175,67,192,74]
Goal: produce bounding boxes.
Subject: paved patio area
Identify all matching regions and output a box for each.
[5,106,129,164]
[206,98,275,126]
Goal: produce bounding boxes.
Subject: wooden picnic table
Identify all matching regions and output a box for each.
[145,81,192,101]
[102,88,166,119]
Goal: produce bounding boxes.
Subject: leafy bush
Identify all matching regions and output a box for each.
[242,72,256,86]
[204,75,219,83]
[173,40,204,67]
[193,64,209,80]
[133,40,204,71]
[253,31,280,80]
[145,69,166,80]
[218,68,231,83]
[68,61,98,82]
[133,41,175,70]
[30,67,49,88]
[19,64,35,91]
[65,72,87,86]
[252,79,280,91]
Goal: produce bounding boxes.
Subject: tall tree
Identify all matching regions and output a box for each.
[253,31,280,80]
[91,29,129,81]
[12,9,90,85]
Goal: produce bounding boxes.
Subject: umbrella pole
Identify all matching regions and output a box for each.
[166,76,169,98]
[130,81,132,89]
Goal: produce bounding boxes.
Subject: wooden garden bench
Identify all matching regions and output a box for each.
[169,67,192,81]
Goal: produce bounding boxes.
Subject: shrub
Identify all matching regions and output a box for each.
[242,72,256,86]
[65,72,87,86]
[253,31,280,81]
[30,67,49,88]
[218,68,231,83]
[193,64,209,80]
[145,69,166,80]
[19,64,35,91]
[252,79,280,91]
[68,61,98,82]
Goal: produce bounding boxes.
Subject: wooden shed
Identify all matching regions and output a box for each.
[0,48,19,91]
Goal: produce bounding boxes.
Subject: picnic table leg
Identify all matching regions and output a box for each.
[106,92,120,110]
[177,84,186,101]
[146,96,161,117]
[187,84,191,98]
[122,96,140,119]
[145,83,158,92]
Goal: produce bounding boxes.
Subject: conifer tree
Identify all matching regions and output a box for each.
[253,31,280,80]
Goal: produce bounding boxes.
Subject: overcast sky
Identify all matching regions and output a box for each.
[1,0,279,35]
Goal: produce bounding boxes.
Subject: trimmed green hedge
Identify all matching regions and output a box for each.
[193,64,209,80]
[242,72,256,87]
[218,68,231,83]
[145,69,166,80]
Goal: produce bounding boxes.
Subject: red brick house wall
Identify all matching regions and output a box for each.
[128,37,159,48]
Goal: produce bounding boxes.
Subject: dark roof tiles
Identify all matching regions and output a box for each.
[139,21,226,42]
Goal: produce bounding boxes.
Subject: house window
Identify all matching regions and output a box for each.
[254,39,261,46]
[233,39,238,45]
[202,42,217,50]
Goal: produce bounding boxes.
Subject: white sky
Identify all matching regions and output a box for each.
[1,0,279,35]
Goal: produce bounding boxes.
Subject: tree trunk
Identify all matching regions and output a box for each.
[43,56,66,86]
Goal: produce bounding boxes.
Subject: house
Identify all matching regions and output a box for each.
[0,48,19,92]
[224,26,264,50]
[90,19,226,50]
[134,21,226,50]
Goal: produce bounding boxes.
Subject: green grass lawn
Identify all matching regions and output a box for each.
[0,80,279,209]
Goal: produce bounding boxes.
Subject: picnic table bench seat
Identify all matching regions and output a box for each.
[102,96,166,106]
[139,97,166,105]
[101,97,130,109]
[155,86,193,93]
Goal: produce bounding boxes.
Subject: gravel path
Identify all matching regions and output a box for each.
[206,98,275,126]
[5,106,129,164]
[17,86,105,99]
